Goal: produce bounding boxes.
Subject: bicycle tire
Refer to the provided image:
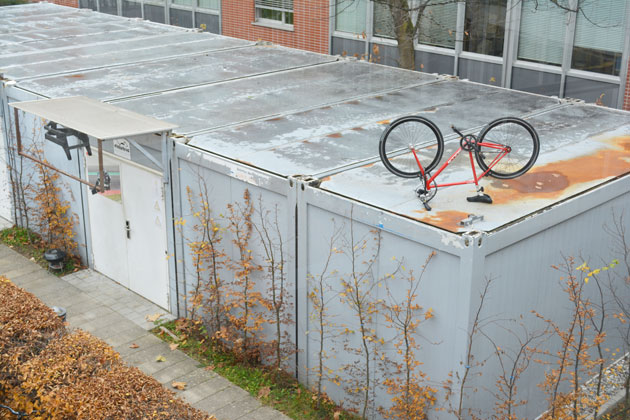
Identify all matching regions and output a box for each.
[475,117,539,179]
[378,116,444,178]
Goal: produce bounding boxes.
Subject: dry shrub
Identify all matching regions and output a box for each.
[0,276,65,398]
[51,364,213,420]
[0,276,214,420]
[7,330,120,414]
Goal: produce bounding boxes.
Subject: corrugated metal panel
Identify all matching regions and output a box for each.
[14,45,334,101]
[188,79,559,177]
[111,60,440,135]
[0,33,251,79]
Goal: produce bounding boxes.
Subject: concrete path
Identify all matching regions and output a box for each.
[0,242,291,420]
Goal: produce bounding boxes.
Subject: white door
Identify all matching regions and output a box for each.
[87,154,129,288]
[121,162,169,309]
[86,152,169,309]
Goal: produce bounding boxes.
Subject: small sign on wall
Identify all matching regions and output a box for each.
[113,139,131,160]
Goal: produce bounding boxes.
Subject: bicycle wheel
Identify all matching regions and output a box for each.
[475,117,539,179]
[378,116,444,178]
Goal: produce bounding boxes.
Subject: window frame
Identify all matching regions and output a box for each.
[254,2,294,29]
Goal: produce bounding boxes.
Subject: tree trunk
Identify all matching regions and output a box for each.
[389,0,416,70]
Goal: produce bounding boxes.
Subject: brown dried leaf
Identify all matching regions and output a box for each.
[129,343,139,349]
[333,411,341,420]
[169,342,179,351]
[145,313,164,322]
[172,381,187,390]
[257,386,271,400]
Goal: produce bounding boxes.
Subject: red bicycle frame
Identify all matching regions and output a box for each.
[410,139,509,190]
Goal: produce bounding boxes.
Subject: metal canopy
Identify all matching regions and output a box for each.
[11,96,178,140]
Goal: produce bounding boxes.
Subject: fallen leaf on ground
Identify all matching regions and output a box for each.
[172,381,187,390]
[169,343,179,351]
[146,313,164,322]
[129,343,139,349]
[334,411,341,420]
[257,386,271,399]
[205,365,215,371]
[155,355,166,362]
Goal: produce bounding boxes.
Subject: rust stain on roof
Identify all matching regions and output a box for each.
[486,136,630,204]
[268,116,284,122]
[327,133,342,138]
[352,127,364,131]
[414,210,469,232]
[65,74,84,78]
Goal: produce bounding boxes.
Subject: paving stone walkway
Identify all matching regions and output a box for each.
[0,239,291,420]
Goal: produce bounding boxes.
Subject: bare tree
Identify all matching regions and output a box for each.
[306,221,343,403]
[482,318,548,420]
[604,212,630,409]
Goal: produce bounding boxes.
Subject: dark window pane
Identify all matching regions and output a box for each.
[417,3,457,49]
[571,0,626,76]
[571,47,622,76]
[373,1,395,38]
[463,0,506,57]
[261,8,282,21]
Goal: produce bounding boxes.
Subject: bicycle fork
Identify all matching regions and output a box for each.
[410,147,433,211]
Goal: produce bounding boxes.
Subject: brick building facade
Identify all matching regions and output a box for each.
[222,0,329,55]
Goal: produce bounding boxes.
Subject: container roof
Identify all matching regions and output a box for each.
[3,3,629,234]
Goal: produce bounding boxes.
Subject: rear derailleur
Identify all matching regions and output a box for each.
[415,175,437,211]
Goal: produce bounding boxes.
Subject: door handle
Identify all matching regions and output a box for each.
[125,220,130,239]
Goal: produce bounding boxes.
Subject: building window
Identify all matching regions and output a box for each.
[172,0,192,7]
[197,0,218,10]
[417,2,457,49]
[571,0,627,76]
[373,1,395,38]
[335,0,366,34]
[255,0,294,26]
[463,0,507,56]
[517,0,566,66]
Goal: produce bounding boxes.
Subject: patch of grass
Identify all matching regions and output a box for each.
[0,226,83,276]
[153,319,359,420]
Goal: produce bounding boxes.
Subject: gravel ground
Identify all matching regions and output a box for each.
[581,354,629,417]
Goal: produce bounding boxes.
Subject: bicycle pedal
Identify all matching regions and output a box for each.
[467,194,492,204]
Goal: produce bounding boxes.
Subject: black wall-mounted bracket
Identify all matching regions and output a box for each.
[44,121,92,160]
